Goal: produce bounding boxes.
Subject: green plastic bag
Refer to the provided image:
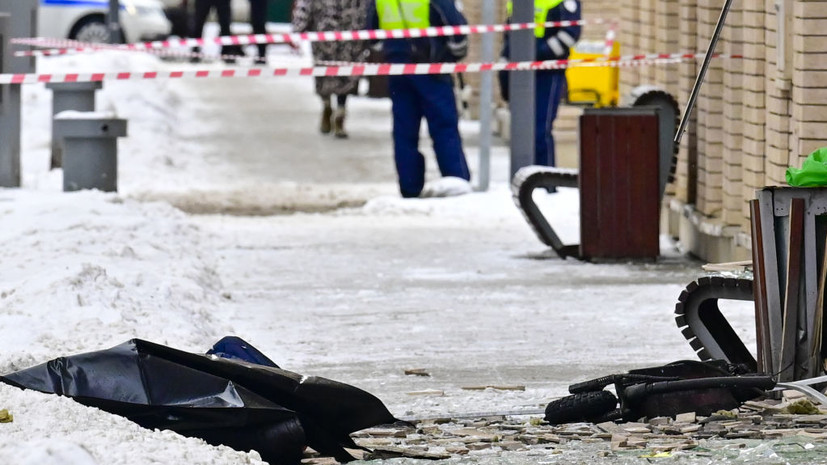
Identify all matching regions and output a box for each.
[787,147,827,187]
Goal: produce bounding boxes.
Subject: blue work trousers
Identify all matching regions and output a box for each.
[389,74,470,198]
[535,70,567,167]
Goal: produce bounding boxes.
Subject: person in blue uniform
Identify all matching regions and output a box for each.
[366,0,472,198]
[502,0,582,168]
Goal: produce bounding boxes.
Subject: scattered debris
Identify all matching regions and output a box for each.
[0,409,12,423]
[785,399,821,415]
[406,389,445,396]
[462,385,526,391]
[404,368,431,377]
[351,399,827,460]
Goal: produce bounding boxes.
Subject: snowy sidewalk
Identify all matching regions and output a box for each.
[0,48,760,464]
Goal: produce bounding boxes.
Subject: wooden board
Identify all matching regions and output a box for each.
[750,199,772,374]
[579,108,660,260]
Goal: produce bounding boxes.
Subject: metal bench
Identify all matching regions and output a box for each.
[510,166,580,259]
[674,275,757,372]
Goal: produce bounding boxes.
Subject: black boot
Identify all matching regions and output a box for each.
[333,108,347,139]
[320,103,333,134]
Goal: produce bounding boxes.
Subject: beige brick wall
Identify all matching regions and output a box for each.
[676,0,698,204]
[612,0,827,252]
[740,3,767,225]
[722,3,745,229]
[791,2,827,171]
[465,1,827,255]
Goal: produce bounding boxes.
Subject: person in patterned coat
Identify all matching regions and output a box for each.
[292,0,368,139]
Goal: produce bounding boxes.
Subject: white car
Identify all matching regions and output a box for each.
[38,0,172,43]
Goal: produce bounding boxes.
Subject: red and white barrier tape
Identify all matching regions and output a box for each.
[13,18,610,57]
[603,21,617,56]
[0,53,739,85]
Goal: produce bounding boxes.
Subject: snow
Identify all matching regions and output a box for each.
[54,110,118,120]
[0,31,758,465]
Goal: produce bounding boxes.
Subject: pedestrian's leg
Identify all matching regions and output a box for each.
[191,0,211,61]
[216,0,237,62]
[336,94,348,108]
[389,76,426,197]
[334,94,348,139]
[545,72,567,168]
[320,95,333,134]
[417,75,469,181]
[534,71,554,166]
[250,0,268,60]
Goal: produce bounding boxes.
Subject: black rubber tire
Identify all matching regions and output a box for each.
[70,15,112,44]
[631,90,680,138]
[569,375,617,394]
[631,89,680,185]
[544,391,618,425]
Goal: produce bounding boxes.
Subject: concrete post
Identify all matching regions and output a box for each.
[46,82,104,169]
[508,0,536,177]
[54,114,127,192]
[0,0,38,188]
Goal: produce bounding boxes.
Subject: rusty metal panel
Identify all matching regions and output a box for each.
[579,108,660,260]
[750,199,772,374]
[780,198,805,381]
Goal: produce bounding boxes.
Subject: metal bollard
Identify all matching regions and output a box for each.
[53,112,127,192]
[46,82,103,169]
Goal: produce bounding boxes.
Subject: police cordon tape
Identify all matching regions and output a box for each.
[0,53,740,85]
[603,21,617,56]
[12,18,612,58]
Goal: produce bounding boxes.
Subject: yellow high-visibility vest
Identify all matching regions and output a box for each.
[376,0,430,29]
[506,0,566,38]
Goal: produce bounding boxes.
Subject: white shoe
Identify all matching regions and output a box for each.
[420,176,472,198]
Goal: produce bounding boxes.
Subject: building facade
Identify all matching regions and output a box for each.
[464,0,825,262]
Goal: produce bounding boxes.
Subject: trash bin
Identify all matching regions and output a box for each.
[579,107,661,261]
[511,106,668,261]
[750,187,827,381]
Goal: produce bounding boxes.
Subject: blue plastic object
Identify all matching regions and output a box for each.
[207,335,280,368]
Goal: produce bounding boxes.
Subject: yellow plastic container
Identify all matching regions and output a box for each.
[565,40,620,107]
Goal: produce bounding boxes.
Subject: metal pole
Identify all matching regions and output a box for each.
[508,0,535,177]
[476,1,495,191]
[674,0,734,146]
[0,13,16,187]
[108,0,121,44]
[0,0,37,187]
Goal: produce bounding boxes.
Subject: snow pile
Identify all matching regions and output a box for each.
[6,50,257,461]
[0,385,265,465]
[0,188,266,463]
[0,189,231,369]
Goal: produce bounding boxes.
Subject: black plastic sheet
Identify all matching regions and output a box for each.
[0,337,400,464]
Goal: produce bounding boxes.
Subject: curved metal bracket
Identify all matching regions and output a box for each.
[511,165,580,259]
[674,276,757,372]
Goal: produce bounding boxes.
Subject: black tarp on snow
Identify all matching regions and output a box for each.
[0,337,400,464]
